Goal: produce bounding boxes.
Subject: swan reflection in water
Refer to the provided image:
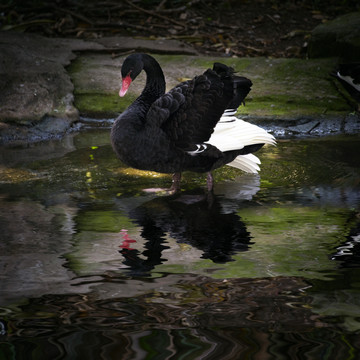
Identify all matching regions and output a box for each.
[118,176,260,275]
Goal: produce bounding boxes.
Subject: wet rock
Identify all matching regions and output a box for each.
[249,114,360,138]
[0,32,78,123]
[0,32,196,145]
[0,32,78,145]
[344,113,360,134]
[308,12,360,61]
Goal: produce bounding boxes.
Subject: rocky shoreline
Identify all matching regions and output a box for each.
[1,12,359,146]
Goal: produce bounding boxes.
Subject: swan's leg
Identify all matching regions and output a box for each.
[206,172,214,192]
[169,172,182,193]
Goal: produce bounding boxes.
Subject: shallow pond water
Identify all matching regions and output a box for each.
[0,129,360,359]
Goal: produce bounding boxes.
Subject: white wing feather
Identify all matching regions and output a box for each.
[206,114,276,173]
[227,154,261,173]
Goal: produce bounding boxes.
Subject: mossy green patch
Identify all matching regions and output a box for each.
[68,55,128,117]
[238,94,349,117]
[68,53,352,120]
[74,93,135,118]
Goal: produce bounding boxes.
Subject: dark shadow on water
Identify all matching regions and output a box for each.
[331,217,360,268]
[120,191,252,276]
[0,275,357,360]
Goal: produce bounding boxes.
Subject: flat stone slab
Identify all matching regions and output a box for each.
[70,54,360,137]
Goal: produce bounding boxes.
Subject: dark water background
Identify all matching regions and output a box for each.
[0,129,360,359]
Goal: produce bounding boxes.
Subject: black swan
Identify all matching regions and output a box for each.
[111,53,275,192]
[334,63,360,104]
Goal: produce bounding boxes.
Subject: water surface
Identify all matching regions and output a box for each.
[0,130,360,359]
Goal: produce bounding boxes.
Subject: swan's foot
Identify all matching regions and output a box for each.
[142,173,182,195]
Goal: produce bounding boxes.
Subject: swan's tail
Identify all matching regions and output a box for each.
[227,153,262,174]
[213,63,253,109]
[208,113,276,174]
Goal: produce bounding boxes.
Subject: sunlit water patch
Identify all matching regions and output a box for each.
[0,130,360,358]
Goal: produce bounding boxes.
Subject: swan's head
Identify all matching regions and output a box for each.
[119,54,144,97]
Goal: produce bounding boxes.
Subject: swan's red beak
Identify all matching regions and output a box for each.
[119,74,132,97]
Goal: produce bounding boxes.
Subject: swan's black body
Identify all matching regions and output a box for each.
[111,53,264,190]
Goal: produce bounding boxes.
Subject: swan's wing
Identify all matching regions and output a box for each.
[146,69,238,150]
[208,117,276,152]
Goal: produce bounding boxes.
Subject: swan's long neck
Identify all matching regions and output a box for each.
[138,54,166,105]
